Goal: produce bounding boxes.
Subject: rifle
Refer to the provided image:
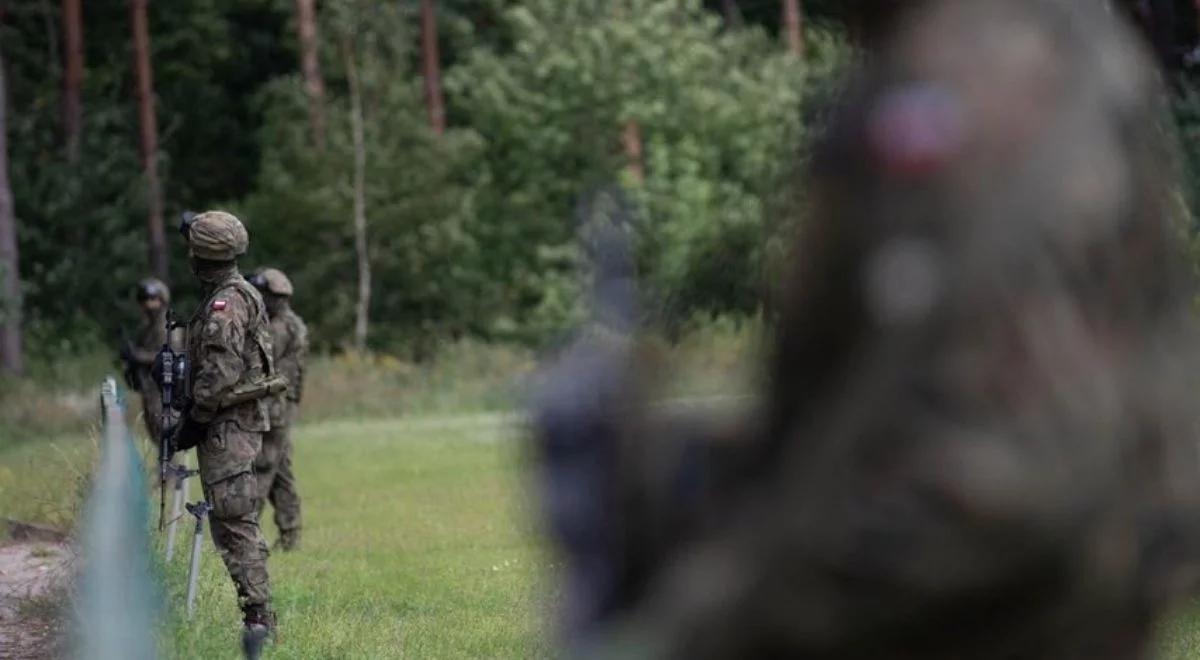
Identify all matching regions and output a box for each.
[154,308,189,530]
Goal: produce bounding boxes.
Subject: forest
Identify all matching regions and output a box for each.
[1,0,1200,373]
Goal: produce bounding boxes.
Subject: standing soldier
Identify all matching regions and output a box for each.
[119,278,174,441]
[250,267,307,551]
[172,210,281,647]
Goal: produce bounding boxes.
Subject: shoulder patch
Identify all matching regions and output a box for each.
[212,300,228,311]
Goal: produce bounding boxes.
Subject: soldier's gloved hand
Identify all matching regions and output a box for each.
[119,342,134,363]
[173,417,207,452]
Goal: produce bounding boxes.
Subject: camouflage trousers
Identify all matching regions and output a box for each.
[253,423,302,536]
[197,421,272,613]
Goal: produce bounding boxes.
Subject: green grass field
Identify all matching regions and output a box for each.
[159,415,551,659]
[0,413,553,659]
[5,323,1200,658]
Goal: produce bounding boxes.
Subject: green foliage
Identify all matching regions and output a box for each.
[450,0,846,335]
[242,3,488,354]
[2,0,848,356]
[2,0,294,352]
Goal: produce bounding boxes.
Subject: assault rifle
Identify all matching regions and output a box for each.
[153,309,189,530]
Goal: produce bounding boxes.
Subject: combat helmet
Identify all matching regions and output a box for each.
[135,277,170,304]
[249,268,294,297]
[180,210,249,261]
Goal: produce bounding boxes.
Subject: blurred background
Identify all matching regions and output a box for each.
[5,1,1200,657]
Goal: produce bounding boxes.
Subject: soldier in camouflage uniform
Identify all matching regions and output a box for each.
[120,278,175,442]
[173,210,279,643]
[249,267,307,551]
[534,1,1200,657]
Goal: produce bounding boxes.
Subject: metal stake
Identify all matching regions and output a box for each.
[185,500,212,618]
[164,461,198,561]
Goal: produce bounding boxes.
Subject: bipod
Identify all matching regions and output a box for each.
[184,500,212,618]
[164,461,199,561]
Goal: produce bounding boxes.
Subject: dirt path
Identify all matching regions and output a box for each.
[0,541,72,659]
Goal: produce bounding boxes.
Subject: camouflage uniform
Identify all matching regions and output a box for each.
[250,268,308,550]
[177,211,275,626]
[132,308,167,440]
[534,1,1200,658]
[124,278,174,441]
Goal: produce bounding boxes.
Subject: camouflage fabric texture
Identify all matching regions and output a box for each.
[535,1,1200,658]
[255,298,308,547]
[132,305,168,441]
[186,263,275,613]
[187,210,249,261]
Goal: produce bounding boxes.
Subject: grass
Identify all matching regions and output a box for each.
[0,430,98,530]
[157,415,552,659]
[9,327,1200,657]
[1159,601,1200,659]
[0,324,755,657]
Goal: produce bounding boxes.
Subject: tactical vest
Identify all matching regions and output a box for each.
[188,275,280,431]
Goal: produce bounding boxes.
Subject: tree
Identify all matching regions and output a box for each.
[341,36,371,352]
[722,0,739,26]
[61,0,83,163]
[449,0,838,333]
[243,2,486,353]
[421,0,446,136]
[622,119,644,183]
[130,0,166,281]
[0,42,24,375]
[782,0,803,56]
[294,0,327,150]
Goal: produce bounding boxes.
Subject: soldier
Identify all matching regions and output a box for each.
[249,267,307,551]
[119,278,174,442]
[534,0,1200,657]
[172,210,280,646]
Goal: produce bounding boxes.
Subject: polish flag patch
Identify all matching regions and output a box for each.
[211,300,228,312]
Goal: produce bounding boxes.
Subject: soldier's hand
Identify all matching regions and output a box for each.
[173,417,207,452]
[119,342,134,363]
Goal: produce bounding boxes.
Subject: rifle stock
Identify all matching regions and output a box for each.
[156,308,189,530]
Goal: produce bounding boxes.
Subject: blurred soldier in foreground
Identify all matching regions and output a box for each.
[120,278,176,441]
[250,267,308,551]
[173,210,282,645]
[533,0,1200,657]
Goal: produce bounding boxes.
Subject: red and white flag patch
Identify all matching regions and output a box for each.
[211,300,228,312]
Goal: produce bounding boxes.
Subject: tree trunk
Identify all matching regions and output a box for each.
[622,119,645,184]
[782,0,804,57]
[722,0,738,26]
[131,0,167,281]
[0,44,24,376]
[293,0,326,150]
[420,0,446,136]
[342,37,371,353]
[61,0,83,162]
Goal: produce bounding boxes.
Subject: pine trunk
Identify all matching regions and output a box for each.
[722,0,738,26]
[294,0,326,150]
[62,0,84,162]
[421,0,446,136]
[0,44,24,375]
[342,38,371,352]
[622,119,645,184]
[783,0,804,57]
[131,0,167,280]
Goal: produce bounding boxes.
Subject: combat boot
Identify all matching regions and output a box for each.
[241,607,275,660]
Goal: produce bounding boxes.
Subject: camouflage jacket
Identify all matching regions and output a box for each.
[186,271,275,432]
[268,304,308,426]
[131,309,167,390]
